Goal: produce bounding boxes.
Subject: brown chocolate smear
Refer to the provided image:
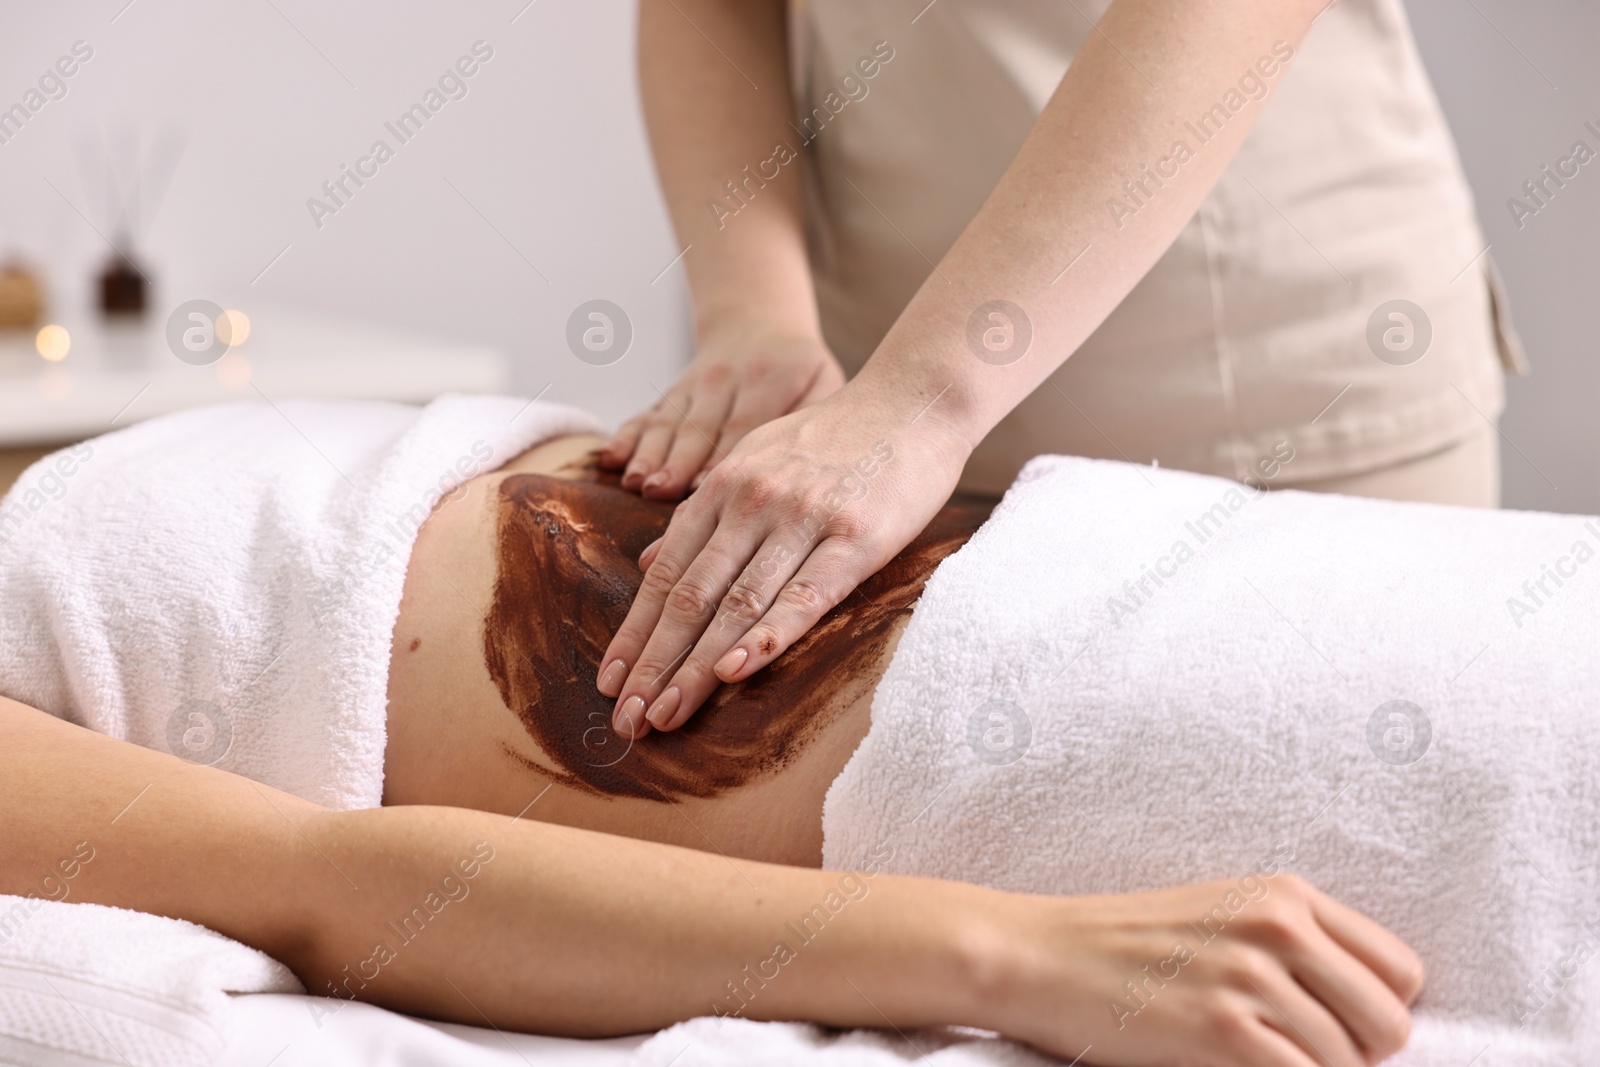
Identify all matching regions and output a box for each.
[483,467,988,801]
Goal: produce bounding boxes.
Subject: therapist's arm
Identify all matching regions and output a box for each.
[0,697,1420,1064]
[600,0,843,500]
[601,0,1329,738]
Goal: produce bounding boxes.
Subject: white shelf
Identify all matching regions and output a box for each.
[0,307,511,447]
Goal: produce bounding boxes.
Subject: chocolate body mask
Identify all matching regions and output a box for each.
[483,465,988,801]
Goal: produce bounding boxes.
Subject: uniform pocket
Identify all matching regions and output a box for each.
[1484,253,1530,376]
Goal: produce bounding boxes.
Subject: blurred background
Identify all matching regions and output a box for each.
[0,0,1593,510]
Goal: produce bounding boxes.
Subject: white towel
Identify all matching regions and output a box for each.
[634,1019,1056,1066]
[809,455,1600,1066]
[631,1017,1567,1066]
[0,895,302,1067]
[0,395,600,809]
[0,395,598,1067]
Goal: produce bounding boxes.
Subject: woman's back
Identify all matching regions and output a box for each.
[383,434,989,866]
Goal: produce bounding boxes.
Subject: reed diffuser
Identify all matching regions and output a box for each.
[78,125,185,320]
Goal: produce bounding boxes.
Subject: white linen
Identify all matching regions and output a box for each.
[0,897,301,1067]
[222,994,645,1067]
[815,454,1600,1066]
[634,1018,1054,1065]
[633,1017,1563,1066]
[0,395,600,810]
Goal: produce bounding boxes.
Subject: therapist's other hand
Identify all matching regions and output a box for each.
[597,388,968,738]
[598,329,845,500]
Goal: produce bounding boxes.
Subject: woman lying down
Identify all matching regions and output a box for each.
[2,396,1596,1066]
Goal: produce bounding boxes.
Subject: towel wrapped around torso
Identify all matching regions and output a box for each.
[0,396,599,810]
[822,455,1600,1066]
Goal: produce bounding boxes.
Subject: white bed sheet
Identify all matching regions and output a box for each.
[221,994,649,1067]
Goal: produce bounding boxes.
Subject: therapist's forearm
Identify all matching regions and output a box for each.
[854,0,1326,450]
[638,0,820,345]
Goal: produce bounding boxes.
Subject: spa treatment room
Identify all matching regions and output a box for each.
[1,0,1597,1064]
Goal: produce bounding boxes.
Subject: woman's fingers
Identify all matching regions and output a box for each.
[622,412,680,492]
[611,469,881,736]
[637,536,664,572]
[1235,1021,1328,1067]
[607,522,770,739]
[710,538,862,684]
[646,538,863,732]
[596,492,723,709]
[599,415,645,471]
[605,337,844,497]
[1308,888,1426,1006]
[642,531,806,731]
[642,381,736,500]
[1236,877,1415,1062]
[1286,922,1412,1062]
[1241,959,1365,1067]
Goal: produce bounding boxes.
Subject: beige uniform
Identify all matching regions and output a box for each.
[793,0,1525,501]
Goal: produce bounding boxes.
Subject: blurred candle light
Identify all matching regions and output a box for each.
[217,309,251,347]
[216,351,251,390]
[35,324,70,362]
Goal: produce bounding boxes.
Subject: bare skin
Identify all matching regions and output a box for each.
[0,431,1426,1064]
[383,432,884,867]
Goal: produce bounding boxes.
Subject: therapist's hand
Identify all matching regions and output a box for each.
[598,328,845,500]
[597,386,969,738]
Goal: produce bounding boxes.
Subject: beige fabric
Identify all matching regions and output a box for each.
[1288,421,1500,508]
[795,0,1525,498]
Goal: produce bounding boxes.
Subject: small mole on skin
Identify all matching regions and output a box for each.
[409,637,422,652]
[759,637,776,655]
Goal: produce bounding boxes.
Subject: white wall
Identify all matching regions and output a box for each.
[1,0,1594,510]
[0,0,690,433]
[1407,0,1600,513]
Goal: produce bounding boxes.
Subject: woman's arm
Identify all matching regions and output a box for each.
[0,697,975,1035]
[601,0,1332,736]
[600,0,843,500]
[0,696,1419,1064]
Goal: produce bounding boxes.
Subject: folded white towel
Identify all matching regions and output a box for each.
[633,1018,1055,1066]
[631,1017,1569,1066]
[0,895,302,1067]
[805,455,1600,1066]
[0,395,600,809]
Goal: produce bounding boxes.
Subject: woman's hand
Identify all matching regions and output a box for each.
[596,383,970,738]
[991,874,1424,1066]
[599,328,845,500]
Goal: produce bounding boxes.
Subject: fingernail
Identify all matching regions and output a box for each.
[645,687,682,729]
[642,471,669,492]
[622,465,647,489]
[614,695,647,738]
[597,658,627,696]
[715,646,749,681]
[690,471,706,490]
